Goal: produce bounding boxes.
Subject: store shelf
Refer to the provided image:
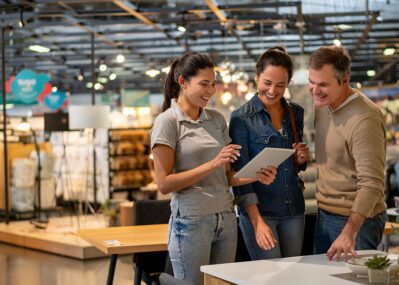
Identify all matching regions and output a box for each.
[107,128,152,199]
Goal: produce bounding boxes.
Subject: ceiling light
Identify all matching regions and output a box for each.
[77,74,84,81]
[86,82,93,88]
[116,54,125,63]
[356,82,362,89]
[383,48,395,56]
[145,69,160,77]
[336,24,352,30]
[97,77,108,84]
[109,73,117,80]
[221,91,232,105]
[99,64,107,72]
[367,70,376,77]
[177,26,186,32]
[18,10,25,28]
[52,86,57,92]
[28,45,50,53]
[245,93,254,101]
[161,66,170,73]
[16,118,31,132]
[94,83,102,90]
[333,39,341,47]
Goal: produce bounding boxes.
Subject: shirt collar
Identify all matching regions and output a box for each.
[170,99,209,123]
[328,91,359,113]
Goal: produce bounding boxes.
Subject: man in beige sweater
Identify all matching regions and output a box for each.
[309,46,387,261]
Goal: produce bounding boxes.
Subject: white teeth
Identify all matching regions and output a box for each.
[265,93,277,99]
[201,96,210,101]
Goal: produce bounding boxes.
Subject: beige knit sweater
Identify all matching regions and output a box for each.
[315,91,387,218]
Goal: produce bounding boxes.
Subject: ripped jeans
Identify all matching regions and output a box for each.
[168,209,237,285]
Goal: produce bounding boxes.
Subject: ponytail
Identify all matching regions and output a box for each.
[161,59,180,112]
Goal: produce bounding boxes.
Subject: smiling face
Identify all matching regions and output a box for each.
[256,65,288,108]
[178,68,216,109]
[308,64,349,110]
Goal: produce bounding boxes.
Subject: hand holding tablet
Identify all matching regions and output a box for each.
[234,147,295,179]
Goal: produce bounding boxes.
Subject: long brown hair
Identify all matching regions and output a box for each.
[161,52,214,112]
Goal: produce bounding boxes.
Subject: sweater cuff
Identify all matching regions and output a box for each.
[351,189,379,217]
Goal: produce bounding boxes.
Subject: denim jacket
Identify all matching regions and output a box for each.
[230,94,306,217]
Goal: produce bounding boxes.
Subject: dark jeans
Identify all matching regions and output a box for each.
[314,208,386,254]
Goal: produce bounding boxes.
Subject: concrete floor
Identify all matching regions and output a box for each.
[0,242,137,285]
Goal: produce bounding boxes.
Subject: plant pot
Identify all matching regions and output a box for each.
[368,268,389,284]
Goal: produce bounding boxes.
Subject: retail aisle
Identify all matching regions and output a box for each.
[0,242,140,285]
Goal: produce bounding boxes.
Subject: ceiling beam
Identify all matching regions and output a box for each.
[203,0,256,62]
[350,11,379,59]
[112,0,185,49]
[372,56,399,80]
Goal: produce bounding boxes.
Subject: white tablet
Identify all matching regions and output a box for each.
[234,147,295,179]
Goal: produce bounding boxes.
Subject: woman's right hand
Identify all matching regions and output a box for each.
[254,219,277,251]
[211,144,242,169]
[257,166,277,185]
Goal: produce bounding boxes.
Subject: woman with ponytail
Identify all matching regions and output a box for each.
[151,52,276,285]
[230,47,309,260]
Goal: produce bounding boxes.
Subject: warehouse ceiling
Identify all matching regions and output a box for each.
[0,0,399,95]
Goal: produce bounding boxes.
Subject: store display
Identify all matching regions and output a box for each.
[108,128,152,198]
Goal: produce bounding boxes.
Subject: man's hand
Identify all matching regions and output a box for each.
[326,231,357,261]
[326,211,365,261]
[254,219,277,251]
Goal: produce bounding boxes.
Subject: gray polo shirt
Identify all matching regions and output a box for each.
[151,99,233,217]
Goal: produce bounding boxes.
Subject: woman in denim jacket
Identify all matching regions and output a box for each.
[230,47,309,260]
[151,52,276,285]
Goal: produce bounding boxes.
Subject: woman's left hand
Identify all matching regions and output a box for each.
[293,142,309,165]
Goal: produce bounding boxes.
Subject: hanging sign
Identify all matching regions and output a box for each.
[6,69,52,104]
[44,90,68,110]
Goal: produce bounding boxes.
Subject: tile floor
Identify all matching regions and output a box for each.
[0,242,137,285]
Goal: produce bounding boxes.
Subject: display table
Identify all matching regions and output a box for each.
[201,250,394,285]
[78,224,168,285]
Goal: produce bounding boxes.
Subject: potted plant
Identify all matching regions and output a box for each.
[365,255,391,284]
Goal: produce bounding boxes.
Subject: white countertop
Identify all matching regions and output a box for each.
[201,250,388,285]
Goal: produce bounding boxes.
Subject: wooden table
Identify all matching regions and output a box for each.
[78,224,168,285]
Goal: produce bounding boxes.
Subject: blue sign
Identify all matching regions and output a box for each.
[44,91,67,110]
[10,69,50,104]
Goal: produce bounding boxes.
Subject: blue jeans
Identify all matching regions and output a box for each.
[239,212,305,260]
[168,209,237,285]
[315,208,387,254]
